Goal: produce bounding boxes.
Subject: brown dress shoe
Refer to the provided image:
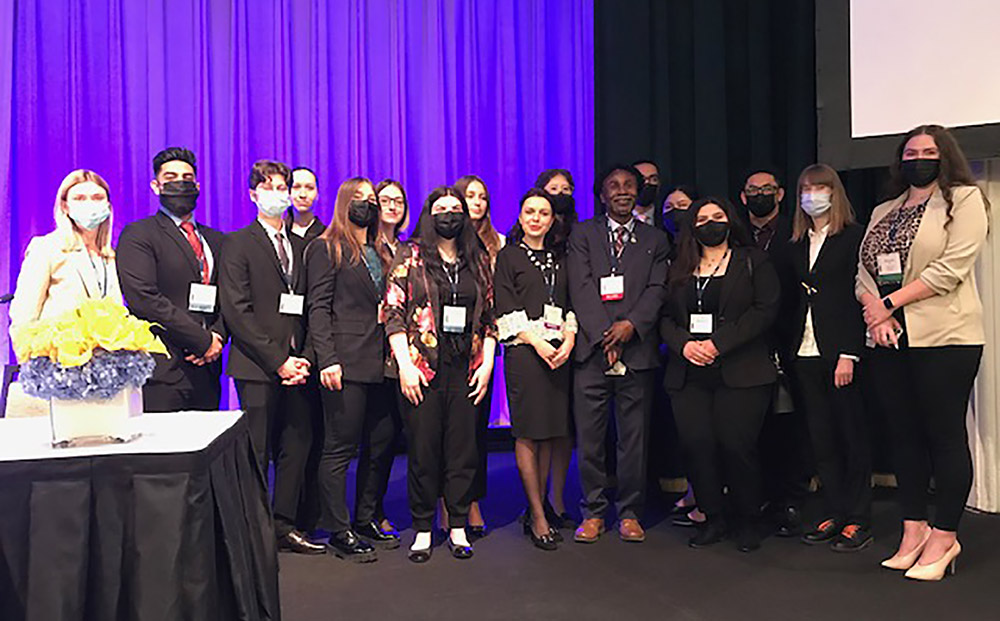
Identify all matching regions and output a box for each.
[619,519,646,543]
[574,518,605,543]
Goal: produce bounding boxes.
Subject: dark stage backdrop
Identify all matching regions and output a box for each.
[0,0,596,424]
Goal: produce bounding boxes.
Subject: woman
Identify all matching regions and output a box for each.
[659,197,780,553]
[535,168,575,196]
[305,177,399,562]
[495,190,576,550]
[384,186,497,562]
[785,164,871,552]
[376,178,409,257]
[10,170,122,334]
[856,125,989,580]
[663,185,698,242]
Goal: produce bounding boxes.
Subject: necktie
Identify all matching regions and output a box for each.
[180,221,210,285]
[614,225,628,258]
[275,231,291,278]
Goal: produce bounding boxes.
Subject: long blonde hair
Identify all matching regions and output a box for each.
[791,164,855,242]
[53,169,115,258]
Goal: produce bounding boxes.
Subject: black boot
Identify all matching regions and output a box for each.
[327,529,377,563]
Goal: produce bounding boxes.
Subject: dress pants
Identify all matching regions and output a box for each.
[867,345,982,531]
[234,379,314,537]
[758,378,811,512]
[669,370,771,522]
[573,354,653,521]
[142,370,221,413]
[317,380,396,533]
[403,357,479,531]
[295,378,324,533]
[794,357,872,526]
[470,375,494,502]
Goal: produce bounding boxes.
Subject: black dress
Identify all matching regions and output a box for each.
[494,244,572,440]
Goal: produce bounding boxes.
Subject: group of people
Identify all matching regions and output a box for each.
[9,123,989,582]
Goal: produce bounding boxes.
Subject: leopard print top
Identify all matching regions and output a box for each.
[860,198,929,283]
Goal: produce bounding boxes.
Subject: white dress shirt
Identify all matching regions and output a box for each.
[161,208,215,279]
[257,217,294,282]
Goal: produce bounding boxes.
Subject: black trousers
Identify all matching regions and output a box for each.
[574,355,653,521]
[317,380,396,533]
[759,375,812,511]
[470,374,493,502]
[403,357,478,531]
[868,345,982,532]
[234,379,313,537]
[670,372,771,521]
[794,357,872,526]
[295,378,324,533]
[142,371,221,413]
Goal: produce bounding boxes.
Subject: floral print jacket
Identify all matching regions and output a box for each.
[383,242,497,382]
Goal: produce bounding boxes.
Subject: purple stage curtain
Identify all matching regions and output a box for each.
[0,0,595,425]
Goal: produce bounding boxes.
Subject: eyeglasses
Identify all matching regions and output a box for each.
[744,185,779,196]
[379,196,405,208]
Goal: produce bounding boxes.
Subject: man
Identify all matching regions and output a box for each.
[568,163,670,544]
[632,159,662,227]
[219,159,325,555]
[740,167,810,538]
[287,166,325,242]
[117,147,227,412]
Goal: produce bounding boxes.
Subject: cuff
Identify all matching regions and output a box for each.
[497,310,530,343]
[839,353,860,362]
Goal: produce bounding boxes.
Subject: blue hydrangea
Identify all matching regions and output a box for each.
[20,350,156,401]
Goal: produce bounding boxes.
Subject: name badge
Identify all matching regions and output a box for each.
[543,304,564,330]
[689,313,714,335]
[600,275,624,301]
[442,305,467,333]
[188,283,217,313]
[876,252,903,284]
[279,293,305,316]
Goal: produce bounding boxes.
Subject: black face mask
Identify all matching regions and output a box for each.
[694,220,730,247]
[348,199,377,227]
[637,183,659,207]
[433,212,465,239]
[745,193,778,218]
[900,158,941,189]
[159,180,200,217]
[548,192,575,217]
[664,208,688,235]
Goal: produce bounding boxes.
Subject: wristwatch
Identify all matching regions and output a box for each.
[882,296,895,310]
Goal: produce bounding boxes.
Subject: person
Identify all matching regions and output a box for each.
[286,166,325,242]
[383,186,497,562]
[784,164,871,552]
[10,170,122,334]
[376,178,410,256]
[535,168,575,196]
[306,177,400,562]
[567,163,670,544]
[632,159,662,227]
[116,148,227,413]
[453,174,503,537]
[857,125,989,581]
[663,184,698,243]
[219,160,322,555]
[660,197,780,553]
[740,167,809,538]
[495,189,577,550]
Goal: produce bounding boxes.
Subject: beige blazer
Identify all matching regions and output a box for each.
[8,232,124,335]
[855,185,989,348]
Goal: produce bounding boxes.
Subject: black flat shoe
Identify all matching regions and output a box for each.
[447,538,474,559]
[354,521,401,550]
[467,524,487,540]
[830,524,874,553]
[688,521,726,549]
[549,526,564,543]
[327,530,377,563]
[277,530,327,555]
[773,505,803,538]
[530,529,559,551]
[408,547,432,563]
[737,526,762,553]
[802,518,843,545]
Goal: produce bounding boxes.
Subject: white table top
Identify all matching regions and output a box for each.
[0,411,243,462]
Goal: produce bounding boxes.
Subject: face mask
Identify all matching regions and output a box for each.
[694,220,730,247]
[433,212,465,240]
[745,193,778,218]
[637,183,659,207]
[158,180,200,217]
[800,192,832,217]
[548,192,575,217]
[901,158,940,189]
[348,199,377,227]
[67,200,111,231]
[254,189,291,218]
[663,208,688,235]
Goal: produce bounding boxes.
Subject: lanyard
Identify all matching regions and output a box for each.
[442,261,460,304]
[521,243,557,303]
[694,248,729,312]
[88,253,108,298]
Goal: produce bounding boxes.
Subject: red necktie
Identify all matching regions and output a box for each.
[180,221,210,285]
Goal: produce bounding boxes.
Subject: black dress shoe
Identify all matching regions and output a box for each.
[467,524,487,540]
[447,538,474,559]
[737,526,762,553]
[802,518,843,545]
[688,520,726,549]
[327,530,377,563]
[549,526,564,543]
[774,505,803,538]
[278,530,327,555]
[355,521,401,549]
[830,524,874,553]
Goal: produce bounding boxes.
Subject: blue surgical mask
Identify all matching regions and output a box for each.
[800,192,832,217]
[67,200,111,230]
[254,189,291,218]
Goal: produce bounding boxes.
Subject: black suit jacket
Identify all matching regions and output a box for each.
[660,246,780,389]
[289,217,326,244]
[116,212,227,385]
[305,239,386,383]
[567,217,670,370]
[220,220,307,382]
[782,223,865,361]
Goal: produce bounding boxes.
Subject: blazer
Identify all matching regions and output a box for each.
[219,220,307,382]
[9,232,123,335]
[660,246,780,390]
[783,223,865,361]
[855,185,988,347]
[116,212,227,385]
[289,217,325,244]
[566,217,670,370]
[305,239,386,384]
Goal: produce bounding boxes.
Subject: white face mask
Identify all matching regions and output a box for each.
[67,199,111,230]
[254,189,291,217]
[800,192,832,217]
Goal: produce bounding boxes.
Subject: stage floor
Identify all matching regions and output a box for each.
[278,453,999,621]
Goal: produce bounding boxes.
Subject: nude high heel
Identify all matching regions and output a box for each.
[880,528,931,570]
[904,541,961,581]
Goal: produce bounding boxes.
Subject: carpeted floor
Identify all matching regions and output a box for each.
[278,453,999,621]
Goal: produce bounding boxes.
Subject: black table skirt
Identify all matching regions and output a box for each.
[0,417,280,621]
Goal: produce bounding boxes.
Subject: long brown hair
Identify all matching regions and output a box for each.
[455,175,502,264]
[317,177,380,269]
[411,186,492,297]
[791,164,855,242]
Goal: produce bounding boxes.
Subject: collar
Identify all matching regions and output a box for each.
[607,216,635,234]
[160,207,196,229]
[632,204,654,223]
[753,215,779,234]
[257,217,286,238]
[807,223,830,240]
